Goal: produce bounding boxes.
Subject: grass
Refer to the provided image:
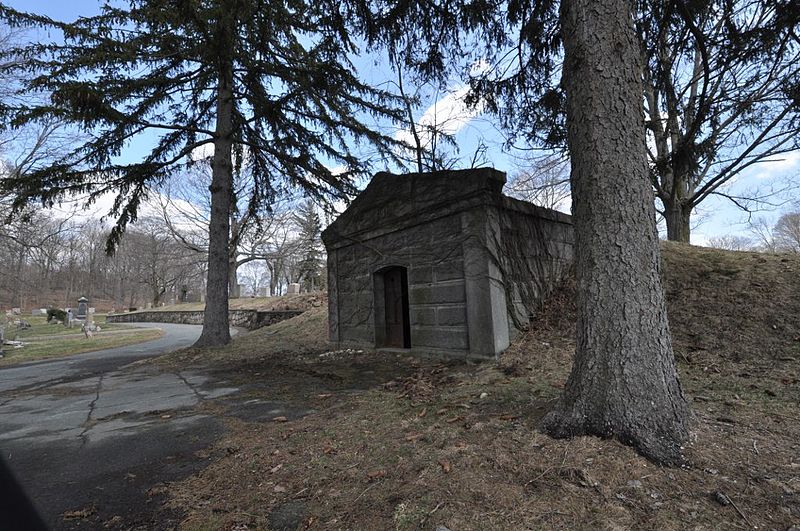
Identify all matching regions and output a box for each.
[128,293,326,313]
[0,328,164,366]
[153,243,800,530]
[3,314,131,341]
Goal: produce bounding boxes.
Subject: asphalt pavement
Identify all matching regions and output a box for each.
[0,323,241,529]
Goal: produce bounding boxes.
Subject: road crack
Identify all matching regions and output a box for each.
[78,374,105,447]
[174,371,205,402]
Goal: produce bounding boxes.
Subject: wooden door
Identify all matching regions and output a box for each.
[384,268,408,347]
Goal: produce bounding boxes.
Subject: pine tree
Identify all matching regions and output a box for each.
[0,0,403,346]
[293,200,323,292]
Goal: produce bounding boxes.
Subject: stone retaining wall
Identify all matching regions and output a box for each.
[105,309,303,330]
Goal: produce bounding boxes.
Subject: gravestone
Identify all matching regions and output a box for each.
[76,297,89,319]
[288,283,301,295]
[257,287,269,297]
[146,302,153,309]
[32,309,47,316]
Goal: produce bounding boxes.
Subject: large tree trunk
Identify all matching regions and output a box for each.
[663,198,691,243]
[540,0,690,465]
[194,57,234,348]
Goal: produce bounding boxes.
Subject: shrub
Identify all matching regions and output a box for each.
[47,308,67,323]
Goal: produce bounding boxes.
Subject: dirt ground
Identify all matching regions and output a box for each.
[156,243,800,530]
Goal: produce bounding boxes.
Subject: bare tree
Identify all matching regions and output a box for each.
[159,169,284,299]
[118,218,206,307]
[506,153,571,210]
[0,202,75,308]
[638,0,800,242]
[707,234,753,251]
[774,212,800,252]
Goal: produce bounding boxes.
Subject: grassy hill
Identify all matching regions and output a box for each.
[159,243,800,530]
[134,292,326,313]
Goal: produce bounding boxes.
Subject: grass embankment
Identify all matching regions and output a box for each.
[159,243,800,530]
[1,315,164,366]
[132,293,325,313]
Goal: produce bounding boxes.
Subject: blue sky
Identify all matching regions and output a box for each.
[6,0,798,245]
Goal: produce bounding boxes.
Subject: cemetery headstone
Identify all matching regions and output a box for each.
[288,283,301,295]
[76,297,89,319]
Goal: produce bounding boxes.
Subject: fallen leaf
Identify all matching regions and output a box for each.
[273,416,288,422]
[367,469,387,481]
[417,407,427,418]
[160,414,172,419]
[439,460,452,473]
[63,506,95,520]
[270,464,282,473]
[405,432,424,442]
[316,393,333,399]
[273,485,287,493]
[445,416,464,423]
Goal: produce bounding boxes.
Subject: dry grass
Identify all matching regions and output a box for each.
[140,293,327,313]
[0,328,164,366]
[159,243,800,530]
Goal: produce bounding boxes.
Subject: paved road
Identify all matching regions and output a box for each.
[0,323,243,529]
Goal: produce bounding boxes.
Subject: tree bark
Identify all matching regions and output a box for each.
[228,259,240,299]
[540,0,690,465]
[664,199,691,243]
[194,52,234,348]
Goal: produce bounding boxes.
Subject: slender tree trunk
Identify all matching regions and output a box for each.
[229,216,241,298]
[13,247,24,308]
[664,199,691,242]
[228,259,240,299]
[540,0,689,465]
[194,53,234,347]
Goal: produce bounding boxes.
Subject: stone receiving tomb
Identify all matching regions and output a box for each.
[322,168,574,360]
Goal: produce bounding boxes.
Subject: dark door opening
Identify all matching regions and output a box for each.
[376,267,410,348]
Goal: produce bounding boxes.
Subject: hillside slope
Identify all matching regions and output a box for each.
[161,243,800,531]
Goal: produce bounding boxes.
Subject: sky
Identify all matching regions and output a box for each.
[4,0,798,247]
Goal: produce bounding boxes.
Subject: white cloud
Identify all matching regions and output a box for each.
[752,150,800,180]
[395,85,484,152]
[46,189,203,232]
